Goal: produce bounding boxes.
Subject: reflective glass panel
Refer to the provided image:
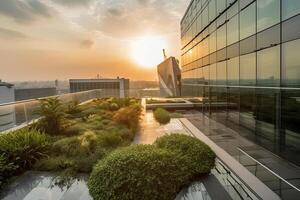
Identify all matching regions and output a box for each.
[257,46,280,86]
[227,15,239,45]
[282,0,300,20]
[209,0,217,22]
[217,61,227,85]
[227,56,239,85]
[257,0,280,32]
[282,39,300,87]
[240,52,256,85]
[210,64,217,85]
[209,31,217,54]
[217,24,227,50]
[240,2,256,40]
[217,0,226,14]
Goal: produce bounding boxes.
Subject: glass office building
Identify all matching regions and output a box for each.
[181,0,300,166]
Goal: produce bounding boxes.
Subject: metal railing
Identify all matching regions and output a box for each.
[212,158,258,200]
[237,148,300,199]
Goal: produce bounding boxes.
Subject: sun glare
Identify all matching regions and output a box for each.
[131,36,166,69]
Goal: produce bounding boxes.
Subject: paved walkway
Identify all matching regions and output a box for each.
[133,110,190,144]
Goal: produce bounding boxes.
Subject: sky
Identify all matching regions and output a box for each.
[0,0,189,82]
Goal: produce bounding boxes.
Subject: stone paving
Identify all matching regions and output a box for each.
[1,172,91,200]
[133,110,190,144]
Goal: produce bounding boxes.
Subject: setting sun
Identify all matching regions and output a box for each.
[131,36,166,69]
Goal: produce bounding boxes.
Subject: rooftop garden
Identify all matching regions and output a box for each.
[0,97,216,199]
[0,97,142,190]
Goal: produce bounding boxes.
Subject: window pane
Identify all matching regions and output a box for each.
[209,0,216,23]
[209,31,217,54]
[257,46,280,86]
[240,0,253,10]
[217,24,226,50]
[281,89,300,166]
[282,0,300,20]
[227,0,236,7]
[257,24,280,50]
[227,43,239,59]
[282,14,300,43]
[282,39,300,87]
[227,15,239,45]
[240,3,256,40]
[202,6,209,28]
[203,66,210,85]
[257,0,280,32]
[227,57,239,85]
[217,61,227,85]
[240,35,256,55]
[210,64,217,85]
[227,2,239,19]
[240,52,256,85]
[217,0,226,14]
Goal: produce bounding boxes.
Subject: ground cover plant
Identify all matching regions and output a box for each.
[88,134,216,200]
[0,97,142,190]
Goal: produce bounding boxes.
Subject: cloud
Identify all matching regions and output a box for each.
[52,0,93,7]
[0,0,53,24]
[76,0,188,38]
[0,27,28,39]
[80,39,94,48]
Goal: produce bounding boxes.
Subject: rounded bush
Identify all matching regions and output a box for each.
[153,108,170,124]
[155,134,216,175]
[88,145,191,200]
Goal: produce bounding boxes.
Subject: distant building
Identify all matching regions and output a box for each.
[157,57,181,97]
[0,81,15,132]
[15,88,57,101]
[69,78,130,98]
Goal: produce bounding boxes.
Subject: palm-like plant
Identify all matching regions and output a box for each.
[36,97,66,135]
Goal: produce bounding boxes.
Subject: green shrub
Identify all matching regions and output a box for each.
[34,156,76,172]
[53,131,97,157]
[35,97,67,135]
[113,104,142,131]
[0,154,18,189]
[88,145,191,200]
[0,129,49,169]
[153,108,170,124]
[155,134,216,174]
[109,103,119,111]
[97,132,123,148]
[66,100,81,116]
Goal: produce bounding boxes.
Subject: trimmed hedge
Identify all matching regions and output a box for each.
[153,108,170,125]
[88,135,216,200]
[88,145,191,200]
[155,134,216,175]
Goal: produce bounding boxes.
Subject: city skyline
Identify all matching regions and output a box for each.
[0,0,189,81]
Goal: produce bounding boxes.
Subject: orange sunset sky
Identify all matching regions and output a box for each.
[0,0,189,81]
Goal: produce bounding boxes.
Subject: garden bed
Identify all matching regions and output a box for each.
[0,97,142,191]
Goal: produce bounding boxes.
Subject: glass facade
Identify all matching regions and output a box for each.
[181,0,300,167]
